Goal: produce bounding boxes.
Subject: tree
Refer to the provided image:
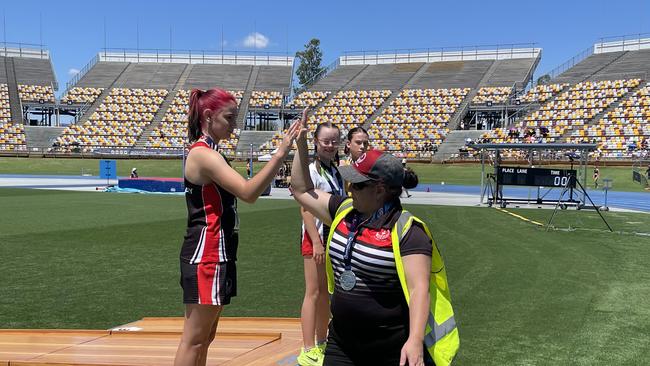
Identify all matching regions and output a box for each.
[295,39,325,87]
[537,74,551,85]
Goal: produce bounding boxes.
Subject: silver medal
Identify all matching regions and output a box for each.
[340,269,357,291]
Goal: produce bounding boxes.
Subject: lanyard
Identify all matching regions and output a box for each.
[319,163,344,196]
[342,202,393,270]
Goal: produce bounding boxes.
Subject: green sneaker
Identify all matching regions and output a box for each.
[297,346,323,366]
[316,341,327,354]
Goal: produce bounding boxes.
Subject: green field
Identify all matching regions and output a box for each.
[1,188,650,364]
[1,157,647,192]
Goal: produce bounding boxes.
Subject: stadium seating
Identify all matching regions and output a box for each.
[519,83,569,103]
[249,91,283,108]
[258,90,391,153]
[368,88,470,158]
[0,121,26,151]
[60,87,105,105]
[0,84,11,124]
[18,84,55,103]
[145,89,242,156]
[0,83,26,151]
[472,86,513,104]
[568,82,650,158]
[482,79,640,148]
[53,88,168,152]
[285,91,330,108]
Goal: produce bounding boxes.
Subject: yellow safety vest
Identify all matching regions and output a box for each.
[325,198,459,366]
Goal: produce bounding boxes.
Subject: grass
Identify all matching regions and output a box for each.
[1,157,648,192]
[1,187,650,364]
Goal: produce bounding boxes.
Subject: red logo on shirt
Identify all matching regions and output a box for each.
[375,229,391,241]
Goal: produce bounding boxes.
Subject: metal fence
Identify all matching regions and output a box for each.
[0,42,50,59]
[339,43,541,65]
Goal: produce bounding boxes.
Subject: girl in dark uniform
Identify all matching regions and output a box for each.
[174,88,301,366]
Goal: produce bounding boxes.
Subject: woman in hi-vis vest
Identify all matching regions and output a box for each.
[290,109,459,366]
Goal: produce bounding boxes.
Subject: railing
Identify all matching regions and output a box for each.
[595,33,650,53]
[544,45,594,81]
[65,54,99,93]
[339,43,540,65]
[98,48,293,66]
[0,42,50,59]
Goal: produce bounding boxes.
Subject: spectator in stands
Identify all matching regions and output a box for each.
[291,112,459,365]
[174,89,302,366]
[628,141,637,152]
[540,127,549,138]
[130,168,139,179]
[297,121,344,366]
[641,137,648,150]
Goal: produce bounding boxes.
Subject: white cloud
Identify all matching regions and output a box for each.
[68,68,80,76]
[243,32,269,49]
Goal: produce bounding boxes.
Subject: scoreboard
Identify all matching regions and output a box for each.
[496,166,577,188]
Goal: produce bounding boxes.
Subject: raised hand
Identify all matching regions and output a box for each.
[296,107,309,141]
[278,119,303,157]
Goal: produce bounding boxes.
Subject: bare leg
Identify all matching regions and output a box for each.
[301,256,321,349]
[315,260,330,343]
[174,304,223,366]
[198,315,221,366]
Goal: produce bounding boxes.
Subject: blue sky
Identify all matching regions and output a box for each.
[2,0,649,94]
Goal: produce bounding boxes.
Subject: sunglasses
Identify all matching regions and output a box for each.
[350,180,375,190]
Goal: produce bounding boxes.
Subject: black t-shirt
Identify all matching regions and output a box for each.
[327,195,432,335]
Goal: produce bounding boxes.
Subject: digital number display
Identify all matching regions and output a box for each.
[496,167,577,188]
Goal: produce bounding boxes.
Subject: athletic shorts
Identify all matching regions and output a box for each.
[180,261,237,305]
[301,225,328,257]
[301,229,315,256]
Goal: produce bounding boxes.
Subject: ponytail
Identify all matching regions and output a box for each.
[387,167,419,201]
[187,87,237,143]
[188,89,204,143]
[402,167,419,189]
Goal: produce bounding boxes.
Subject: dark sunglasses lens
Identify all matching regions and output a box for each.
[352,182,367,190]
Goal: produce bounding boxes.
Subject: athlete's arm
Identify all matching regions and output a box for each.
[301,207,325,263]
[191,120,301,204]
[400,253,432,366]
[291,109,333,225]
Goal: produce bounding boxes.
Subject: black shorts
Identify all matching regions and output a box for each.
[180,261,237,305]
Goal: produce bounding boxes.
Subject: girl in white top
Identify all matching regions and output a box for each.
[298,122,344,365]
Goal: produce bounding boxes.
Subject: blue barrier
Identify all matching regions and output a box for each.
[118,178,184,193]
